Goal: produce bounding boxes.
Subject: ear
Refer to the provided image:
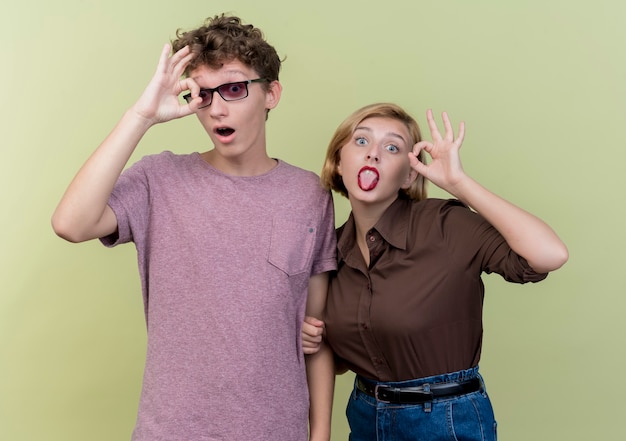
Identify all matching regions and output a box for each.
[401,168,418,190]
[265,80,282,110]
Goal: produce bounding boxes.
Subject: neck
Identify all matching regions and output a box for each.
[201,150,277,176]
[349,196,398,253]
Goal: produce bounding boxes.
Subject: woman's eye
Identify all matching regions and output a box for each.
[386,144,399,153]
[355,137,367,146]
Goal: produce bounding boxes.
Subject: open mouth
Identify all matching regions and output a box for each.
[215,127,235,137]
[358,167,379,191]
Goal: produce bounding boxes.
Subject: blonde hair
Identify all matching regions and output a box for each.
[320,103,427,201]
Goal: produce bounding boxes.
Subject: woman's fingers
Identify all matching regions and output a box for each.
[426,109,443,141]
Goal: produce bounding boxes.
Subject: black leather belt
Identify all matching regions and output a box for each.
[356,375,482,404]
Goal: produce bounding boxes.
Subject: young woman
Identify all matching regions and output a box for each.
[303,103,568,440]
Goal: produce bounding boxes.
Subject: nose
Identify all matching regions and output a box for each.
[366,146,379,162]
[208,92,228,117]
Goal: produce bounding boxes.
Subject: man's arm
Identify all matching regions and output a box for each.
[51,44,199,242]
[305,272,334,441]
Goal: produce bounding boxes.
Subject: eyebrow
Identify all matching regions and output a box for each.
[354,126,408,145]
[190,70,249,83]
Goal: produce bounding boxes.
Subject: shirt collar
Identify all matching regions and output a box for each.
[337,197,412,262]
[373,197,411,250]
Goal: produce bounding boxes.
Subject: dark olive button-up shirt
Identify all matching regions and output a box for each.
[325,197,547,382]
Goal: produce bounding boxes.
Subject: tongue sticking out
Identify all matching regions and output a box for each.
[358,168,379,191]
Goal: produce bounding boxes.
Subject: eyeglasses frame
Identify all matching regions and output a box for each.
[182,78,269,109]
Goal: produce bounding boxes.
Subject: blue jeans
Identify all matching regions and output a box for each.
[346,367,497,441]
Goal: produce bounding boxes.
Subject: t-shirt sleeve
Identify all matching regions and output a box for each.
[99,159,151,248]
[310,189,338,276]
[440,199,548,284]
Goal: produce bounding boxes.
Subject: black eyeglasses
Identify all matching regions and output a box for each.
[183,78,268,109]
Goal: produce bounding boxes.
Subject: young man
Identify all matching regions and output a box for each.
[52,15,336,441]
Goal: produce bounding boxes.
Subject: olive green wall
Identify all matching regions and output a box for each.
[1,1,623,439]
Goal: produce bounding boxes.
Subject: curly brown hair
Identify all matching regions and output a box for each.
[171,14,281,84]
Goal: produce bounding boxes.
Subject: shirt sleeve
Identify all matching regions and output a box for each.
[99,158,152,248]
[310,189,338,276]
[439,199,548,284]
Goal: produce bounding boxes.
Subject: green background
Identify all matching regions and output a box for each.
[1,1,623,439]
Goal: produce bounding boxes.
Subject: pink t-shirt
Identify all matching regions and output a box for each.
[102,151,337,441]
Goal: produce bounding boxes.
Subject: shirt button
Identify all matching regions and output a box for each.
[369,236,376,242]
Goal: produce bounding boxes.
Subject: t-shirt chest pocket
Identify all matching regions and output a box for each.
[267,217,317,276]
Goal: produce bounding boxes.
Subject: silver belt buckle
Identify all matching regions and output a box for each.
[374,384,391,403]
